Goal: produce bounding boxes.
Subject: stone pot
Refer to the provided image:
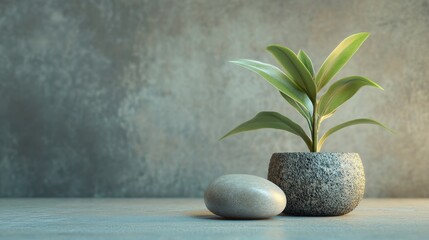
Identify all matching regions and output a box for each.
[268,152,365,216]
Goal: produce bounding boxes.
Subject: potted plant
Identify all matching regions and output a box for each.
[221,32,391,216]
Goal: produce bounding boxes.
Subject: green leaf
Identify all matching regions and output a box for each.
[220,111,312,150]
[318,118,393,151]
[266,45,316,101]
[316,32,370,91]
[297,50,315,77]
[280,91,312,132]
[319,110,336,123]
[318,76,383,117]
[230,59,312,112]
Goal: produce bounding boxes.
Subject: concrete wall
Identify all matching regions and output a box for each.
[0,0,428,197]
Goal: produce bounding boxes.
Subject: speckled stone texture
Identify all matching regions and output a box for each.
[268,153,365,216]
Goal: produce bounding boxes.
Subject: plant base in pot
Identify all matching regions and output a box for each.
[268,152,365,216]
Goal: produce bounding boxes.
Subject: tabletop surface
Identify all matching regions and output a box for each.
[1,198,428,240]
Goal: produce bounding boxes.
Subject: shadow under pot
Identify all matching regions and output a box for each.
[268,152,365,216]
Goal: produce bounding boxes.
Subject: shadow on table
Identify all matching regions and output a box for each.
[185,210,276,221]
[278,212,350,218]
[186,210,344,220]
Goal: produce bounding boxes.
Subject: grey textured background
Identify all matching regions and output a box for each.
[0,0,428,197]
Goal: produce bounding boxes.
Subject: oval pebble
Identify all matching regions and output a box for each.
[204,174,286,219]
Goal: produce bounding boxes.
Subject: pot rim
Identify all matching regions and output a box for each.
[272,152,358,154]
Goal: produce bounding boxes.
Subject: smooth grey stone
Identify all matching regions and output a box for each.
[268,152,365,216]
[204,174,286,219]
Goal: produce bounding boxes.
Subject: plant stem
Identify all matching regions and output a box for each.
[312,102,318,152]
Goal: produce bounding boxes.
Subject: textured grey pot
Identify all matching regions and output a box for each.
[268,152,365,216]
